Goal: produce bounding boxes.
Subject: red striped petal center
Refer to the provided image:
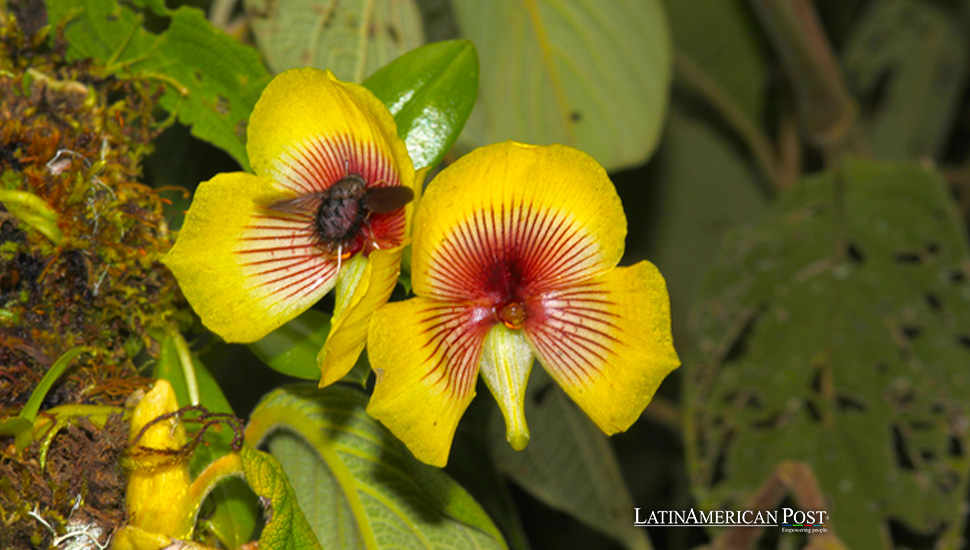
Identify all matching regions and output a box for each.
[424,199,607,330]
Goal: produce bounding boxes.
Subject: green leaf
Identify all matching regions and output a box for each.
[0,346,89,451]
[155,332,233,413]
[842,0,968,160]
[451,0,671,172]
[239,446,324,550]
[244,0,424,82]
[640,110,767,341]
[249,309,330,380]
[245,384,508,550]
[17,346,89,422]
[154,333,259,549]
[249,309,371,385]
[47,0,271,169]
[663,0,767,123]
[490,369,649,550]
[686,158,970,549]
[364,40,479,170]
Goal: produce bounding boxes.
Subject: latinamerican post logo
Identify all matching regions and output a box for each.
[634,508,829,534]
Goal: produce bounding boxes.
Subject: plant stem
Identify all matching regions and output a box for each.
[209,0,237,32]
[170,330,200,406]
[674,51,779,199]
[748,0,857,148]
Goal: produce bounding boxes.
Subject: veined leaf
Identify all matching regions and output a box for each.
[245,384,507,550]
[364,40,479,170]
[686,158,970,549]
[238,446,323,550]
[47,0,271,169]
[245,0,424,82]
[490,369,649,550]
[451,0,671,172]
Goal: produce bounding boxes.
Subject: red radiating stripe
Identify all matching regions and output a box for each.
[258,260,328,288]
[242,226,315,234]
[274,266,332,302]
[271,134,402,198]
[244,257,325,278]
[237,235,317,243]
[416,303,490,395]
[236,243,318,254]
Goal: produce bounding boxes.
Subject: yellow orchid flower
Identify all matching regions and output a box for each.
[366,141,680,467]
[164,67,415,385]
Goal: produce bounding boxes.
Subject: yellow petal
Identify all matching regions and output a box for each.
[480,324,533,450]
[525,261,680,434]
[410,141,626,301]
[247,67,415,198]
[163,172,337,342]
[126,380,193,538]
[366,297,492,466]
[317,246,404,386]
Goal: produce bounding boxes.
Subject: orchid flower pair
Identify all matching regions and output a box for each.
[164,67,679,466]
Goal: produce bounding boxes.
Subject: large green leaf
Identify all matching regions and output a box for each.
[685,158,970,549]
[364,40,479,170]
[663,0,767,124]
[490,369,649,550]
[451,0,671,172]
[47,0,271,169]
[245,0,424,81]
[245,384,507,550]
[639,110,767,342]
[842,0,968,160]
[155,333,259,549]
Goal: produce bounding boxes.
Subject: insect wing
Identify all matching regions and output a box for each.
[364,186,414,213]
[266,192,328,215]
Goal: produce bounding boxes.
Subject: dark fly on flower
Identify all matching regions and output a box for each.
[268,174,414,257]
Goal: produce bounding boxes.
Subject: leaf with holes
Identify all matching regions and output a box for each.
[47,0,271,169]
[451,0,671,172]
[685,157,970,549]
[489,368,650,550]
[245,384,507,550]
[842,0,968,160]
[244,0,424,82]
